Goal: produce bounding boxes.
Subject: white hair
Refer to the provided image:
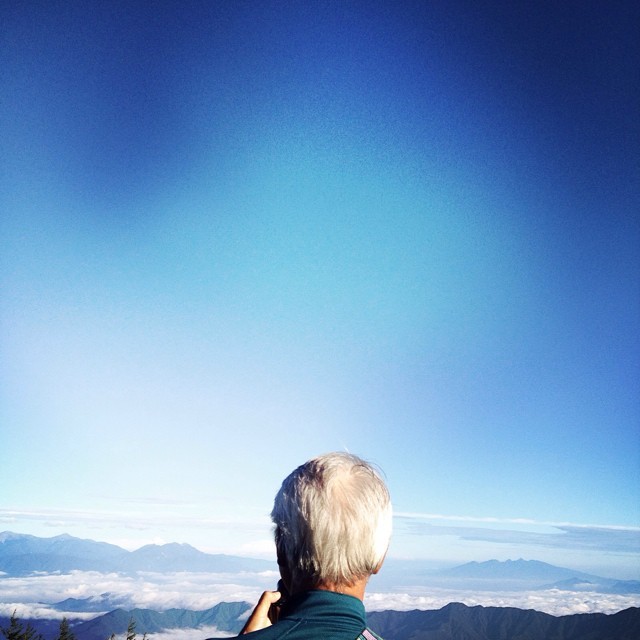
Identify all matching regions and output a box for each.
[271,452,392,590]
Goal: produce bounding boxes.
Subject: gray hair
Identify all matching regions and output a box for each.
[271,452,392,590]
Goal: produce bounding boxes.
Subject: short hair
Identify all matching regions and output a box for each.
[271,452,392,589]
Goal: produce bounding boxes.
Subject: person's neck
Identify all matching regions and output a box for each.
[314,577,368,601]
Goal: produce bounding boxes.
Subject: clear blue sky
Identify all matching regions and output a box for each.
[1,1,638,579]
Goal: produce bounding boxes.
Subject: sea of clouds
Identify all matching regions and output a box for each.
[0,570,638,623]
[365,587,639,617]
[0,570,277,617]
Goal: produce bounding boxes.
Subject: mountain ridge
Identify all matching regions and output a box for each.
[0,531,275,575]
[437,558,598,581]
[2,531,637,598]
[72,601,251,638]
[367,602,640,640]
[2,602,638,640]
[410,557,640,594]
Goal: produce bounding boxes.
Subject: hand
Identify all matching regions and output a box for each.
[240,589,282,634]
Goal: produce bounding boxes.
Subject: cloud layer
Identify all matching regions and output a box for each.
[0,570,637,621]
[396,513,640,550]
[365,588,639,617]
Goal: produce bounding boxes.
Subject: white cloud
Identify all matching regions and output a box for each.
[365,587,640,617]
[395,511,640,533]
[1,571,637,620]
[0,571,275,613]
[0,603,96,621]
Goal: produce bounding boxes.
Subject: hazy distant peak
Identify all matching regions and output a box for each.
[0,531,274,575]
[437,558,599,582]
[0,531,36,542]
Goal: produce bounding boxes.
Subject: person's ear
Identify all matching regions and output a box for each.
[372,550,388,574]
[276,550,293,593]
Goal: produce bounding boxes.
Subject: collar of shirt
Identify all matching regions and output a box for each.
[279,589,367,628]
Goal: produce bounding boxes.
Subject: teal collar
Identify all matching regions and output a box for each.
[280,589,367,627]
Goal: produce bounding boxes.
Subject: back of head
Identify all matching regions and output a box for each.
[271,452,392,591]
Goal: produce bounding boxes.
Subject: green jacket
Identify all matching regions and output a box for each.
[240,589,383,640]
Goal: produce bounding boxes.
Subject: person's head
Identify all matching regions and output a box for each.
[271,452,392,593]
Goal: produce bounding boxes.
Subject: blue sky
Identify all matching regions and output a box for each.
[1,1,639,579]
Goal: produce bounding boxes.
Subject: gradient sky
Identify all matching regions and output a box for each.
[1,1,639,579]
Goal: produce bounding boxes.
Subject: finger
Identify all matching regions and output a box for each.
[241,590,282,634]
[257,589,282,612]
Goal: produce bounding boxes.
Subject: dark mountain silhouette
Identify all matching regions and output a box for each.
[3,603,638,640]
[73,602,250,638]
[0,603,250,640]
[366,602,640,640]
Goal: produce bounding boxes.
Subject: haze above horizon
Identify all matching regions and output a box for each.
[1,1,638,582]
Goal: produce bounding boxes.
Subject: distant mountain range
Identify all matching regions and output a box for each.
[51,594,136,614]
[437,558,592,581]
[367,602,640,640]
[431,558,640,594]
[2,602,638,640]
[0,531,274,575]
[1,532,639,640]
[380,557,640,594]
[2,531,638,596]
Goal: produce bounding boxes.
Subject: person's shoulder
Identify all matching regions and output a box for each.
[357,628,384,640]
